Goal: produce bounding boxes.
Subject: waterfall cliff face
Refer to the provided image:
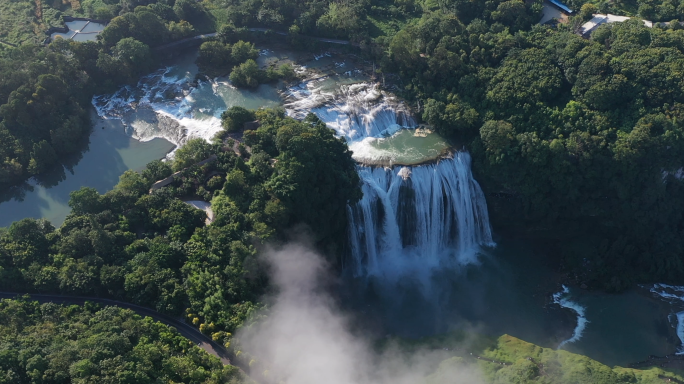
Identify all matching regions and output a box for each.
[347,152,495,280]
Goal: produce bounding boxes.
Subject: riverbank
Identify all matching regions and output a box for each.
[0,109,174,228]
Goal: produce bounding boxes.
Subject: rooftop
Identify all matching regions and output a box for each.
[579,14,653,36]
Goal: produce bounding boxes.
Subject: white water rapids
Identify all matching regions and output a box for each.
[285,81,415,142]
[649,283,684,354]
[92,67,224,148]
[552,285,589,349]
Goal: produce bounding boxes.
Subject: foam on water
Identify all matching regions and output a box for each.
[553,285,589,349]
[93,67,222,150]
[92,64,284,155]
[285,81,415,143]
[649,283,684,354]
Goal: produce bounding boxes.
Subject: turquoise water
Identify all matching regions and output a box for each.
[349,128,450,166]
[0,115,174,228]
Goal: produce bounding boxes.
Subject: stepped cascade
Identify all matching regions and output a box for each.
[94,57,495,281]
[285,81,415,141]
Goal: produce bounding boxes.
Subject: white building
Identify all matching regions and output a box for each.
[579,14,653,37]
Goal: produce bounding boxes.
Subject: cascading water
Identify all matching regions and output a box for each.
[285,81,415,141]
[92,57,281,152]
[93,49,494,283]
[92,67,223,147]
[649,284,684,354]
[285,76,496,281]
[347,153,495,281]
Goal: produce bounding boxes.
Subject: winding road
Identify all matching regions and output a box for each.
[0,292,233,365]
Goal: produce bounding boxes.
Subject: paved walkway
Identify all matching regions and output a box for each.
[154,28,354,52]
[0,292,232,365]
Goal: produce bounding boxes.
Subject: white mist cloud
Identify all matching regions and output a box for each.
[238,243,484,384]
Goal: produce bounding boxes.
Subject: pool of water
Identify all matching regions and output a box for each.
[0,112,174,228]
[51,20,105,42]
[340,237,679,367]
[93,49,285,147]
[349,128,451,166]
[563,288,674,366]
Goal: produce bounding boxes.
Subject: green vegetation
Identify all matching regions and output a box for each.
[423,335,684,384]
[399,17,684,290]
[570,0,684,22]
[196,40,258,77]
[479,335,684,383]
[221,106,256,132]
[0,297,245,383]
[196,38,298,86]
[0,108,359,347]
[0,0,38,46]
[5,0,684,380]
[0,0,214,195]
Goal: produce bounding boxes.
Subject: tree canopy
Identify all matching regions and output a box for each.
[0,298,245,384]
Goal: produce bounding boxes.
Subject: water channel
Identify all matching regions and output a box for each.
[0,45,681,370]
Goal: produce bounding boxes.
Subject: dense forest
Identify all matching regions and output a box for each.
[398,16,684,290]
[0,0,212,194]
[0,298,245,383]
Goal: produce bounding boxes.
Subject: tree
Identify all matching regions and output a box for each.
[317,2,362,38]
[480,120,516,161]
[221,106,256,132]
[486,48,563,113]
[491,0,532,32]
[231,41,258,64]
[116,170,149,196]
[173,0,203,23]
[229,59,261,88]
[68,187,103,215]
[173,138,213,171]
[580,3,598,20]
[142,160,173,184]
[27,141,58,175]
[196,41,232,77]
[113,38,153,77]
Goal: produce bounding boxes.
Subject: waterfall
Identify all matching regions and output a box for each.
[285,82,415,142]
[347,152,495,280]
[92,67,223,149]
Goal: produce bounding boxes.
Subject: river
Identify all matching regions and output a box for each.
[0,45,681,370]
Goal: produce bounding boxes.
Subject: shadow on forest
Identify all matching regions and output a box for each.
[0,117,172,228]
